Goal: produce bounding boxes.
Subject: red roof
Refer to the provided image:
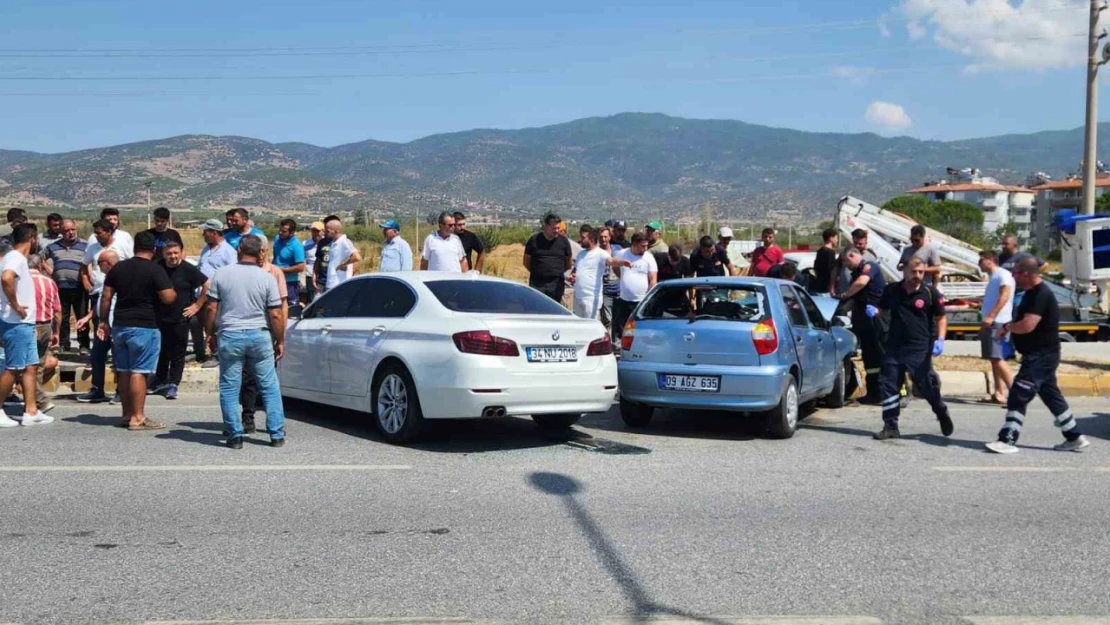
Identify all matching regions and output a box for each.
[906,183,1033,194]
[1029,175,1110,190]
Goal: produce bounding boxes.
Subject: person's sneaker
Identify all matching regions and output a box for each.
[147,382,166,396]
[21,412,54,426]
[270,438,285,448]
[938,413,954,437]
[79,347,90,356]
[985,440,1020,454]
[873,426,901,440]
[201,359,219,369]
[164,384,178,400]
[1054,435,1091,452]
[227,436,243,450]
[0,414,19,428]
[109,392,121,405]
[76,390,108,403]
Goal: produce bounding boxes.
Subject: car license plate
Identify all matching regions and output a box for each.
[526,346,578,363]
[658,374,720,393]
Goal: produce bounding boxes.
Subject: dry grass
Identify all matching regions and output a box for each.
[933,354,1110,375]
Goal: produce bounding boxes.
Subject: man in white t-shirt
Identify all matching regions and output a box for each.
[0,223,51,427]
[324,218,361,288]
[611,232,658,338]
[978,250,1015,403]
[569,226,610,319]
[81,219,134,302]
[421,212,469,273]
[85,208,133,253]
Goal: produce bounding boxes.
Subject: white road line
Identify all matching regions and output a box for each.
[965,618,1110,624]
[597,618,883,625]
[933,467,1110,473]
[146,619,488,624]
[0,465,412,473]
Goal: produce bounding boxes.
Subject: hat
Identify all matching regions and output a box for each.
[646,221,662,231]
[310,221,325,231]
[379,219,401,231]
[604,219,615,228]
[613,220,627,229]
[201,218,224,232]
[719,226,734,238]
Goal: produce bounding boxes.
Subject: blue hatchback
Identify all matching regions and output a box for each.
[617,277,858,438]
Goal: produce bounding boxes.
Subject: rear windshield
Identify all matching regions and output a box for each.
[635,284,768,322]
[426,280,572,315]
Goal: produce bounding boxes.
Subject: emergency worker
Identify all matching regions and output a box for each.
[839,248,887,404]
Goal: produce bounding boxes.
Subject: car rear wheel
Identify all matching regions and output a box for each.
[619,398,654,428]
[765,376,799,439]
[824,360,848,408]
[532,413,582,431]
[372,363,424,444]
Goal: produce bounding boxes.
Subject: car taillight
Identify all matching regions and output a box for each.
[620,319,636,352]
[587,335,613,356]
[452,330,520,357]
[752,320,778,356]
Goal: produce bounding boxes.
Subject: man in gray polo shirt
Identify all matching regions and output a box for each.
[203,235,286,449]
[898,225,942,285]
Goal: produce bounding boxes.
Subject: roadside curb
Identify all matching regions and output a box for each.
[62,366,219,396]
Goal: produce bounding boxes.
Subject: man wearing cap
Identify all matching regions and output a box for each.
[645,222,668,255]
[609,221,629,249]
[717,227,738,275]
[379,220,413,272]
[195,219,236,368]
[303,221,324,300]
[272,218,306,303]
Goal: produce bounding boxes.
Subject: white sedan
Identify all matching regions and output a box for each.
[278,272,619,443]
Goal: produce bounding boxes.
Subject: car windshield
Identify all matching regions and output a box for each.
[426,279,573,315]
[635,284,768,322]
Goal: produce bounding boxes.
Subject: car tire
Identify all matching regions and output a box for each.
[824,360,848,409]
[619,398,654,428]
[765,376,799,439]
[532,413,582,431]
[371,363,425,444]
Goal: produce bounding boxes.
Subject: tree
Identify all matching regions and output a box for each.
[881,195,986,245]
[1095,191,1110,213]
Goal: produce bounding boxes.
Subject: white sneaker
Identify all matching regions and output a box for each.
[1054,435,1090,452]
[0,414,19,428]
[21,412,54,426]
[985,440,1020,454]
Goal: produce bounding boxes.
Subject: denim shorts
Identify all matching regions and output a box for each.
[112,326,162,373]
[0,320,38,370]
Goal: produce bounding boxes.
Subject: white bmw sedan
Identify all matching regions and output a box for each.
[278,272,618,443]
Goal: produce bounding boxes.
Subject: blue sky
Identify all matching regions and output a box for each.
[0,0,1103,152]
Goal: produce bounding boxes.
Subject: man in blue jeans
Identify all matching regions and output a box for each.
[100,231,175,430]
[0,223,51,427]
[203,235,286,449]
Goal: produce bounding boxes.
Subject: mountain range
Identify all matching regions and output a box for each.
[1,113,1106,222]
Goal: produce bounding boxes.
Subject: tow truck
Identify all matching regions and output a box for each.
[833,196,1110,342]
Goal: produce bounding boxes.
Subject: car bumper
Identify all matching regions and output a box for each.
[415,356,619,419]
[618,360,789,412]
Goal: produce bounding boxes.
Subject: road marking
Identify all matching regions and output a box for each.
[0,465,412,473]
[965,618,1110,625]
[933,466,1110,473]
[598,618,882,625]
[146,619,488,624]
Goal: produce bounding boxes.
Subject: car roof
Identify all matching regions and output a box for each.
[653,276,794,288]
[341,271,521,287]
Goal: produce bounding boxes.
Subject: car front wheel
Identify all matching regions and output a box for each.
[765,376,799,439]
[372,363,425,444]
[824,360,848,408]
[619,398,654,428]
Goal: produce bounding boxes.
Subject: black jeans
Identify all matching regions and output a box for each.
[853,309,889,400]
[59,287,89,350]
[156,321,190,386]
[1001,350,1080,443]
[189,314,207,361]
[529,276,565,303]
[612,298,638,341]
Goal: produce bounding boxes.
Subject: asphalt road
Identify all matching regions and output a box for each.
[2,393,1110,625]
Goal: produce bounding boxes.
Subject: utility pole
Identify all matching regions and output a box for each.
[1082,0,1107,215]
[144,181,153,228]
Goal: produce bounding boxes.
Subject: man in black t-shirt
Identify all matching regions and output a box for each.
[524,214,572,302]
[986,258,1090,454]
[814,228,839,294]
[871,258,952,440]
[840,248,889,404]
[138,207,184,262]
[689,236,728,277]
[656,244,693,282]
[100,230,175,431]
[453,212,486,273]
[151,240,208,400]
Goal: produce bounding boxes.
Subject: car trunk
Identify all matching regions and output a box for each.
[475,314,604,372]
[628,318,763,367]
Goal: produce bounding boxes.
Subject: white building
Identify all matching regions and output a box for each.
[906,175,1035,246]
[1028,174,1110,253]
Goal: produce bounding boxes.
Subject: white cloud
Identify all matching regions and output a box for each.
[865,101,914,131]
[897,0,1092,70]
[832,66,877,85]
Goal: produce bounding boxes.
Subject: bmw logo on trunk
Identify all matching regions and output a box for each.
[552,330,560,341]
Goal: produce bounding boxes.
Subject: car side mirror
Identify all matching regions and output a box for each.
[288,304,303,320]
[832,315,849,327]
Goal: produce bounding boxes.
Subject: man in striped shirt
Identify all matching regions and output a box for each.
[42,219,89,354]
[29,254,61,413]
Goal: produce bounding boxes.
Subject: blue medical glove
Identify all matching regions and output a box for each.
[932,338,945,357]
[865,305,879,318]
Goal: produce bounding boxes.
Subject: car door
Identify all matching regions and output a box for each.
[327,277,416,397]
[794,286,835,390]
[779,285,822,396]
[281,283,357,393]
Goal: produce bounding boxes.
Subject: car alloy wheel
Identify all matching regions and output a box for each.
[785,383,799,431]
[377,373,409,435]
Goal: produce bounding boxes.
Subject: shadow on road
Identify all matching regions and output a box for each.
[529,472,732,625]
[63,413,121,427]
[802,421,987,451]
[1078,413,1110,441]
[581,407,768,441]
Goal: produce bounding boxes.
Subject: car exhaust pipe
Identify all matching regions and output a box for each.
[494,407,506,417]
[482,406,507,418]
